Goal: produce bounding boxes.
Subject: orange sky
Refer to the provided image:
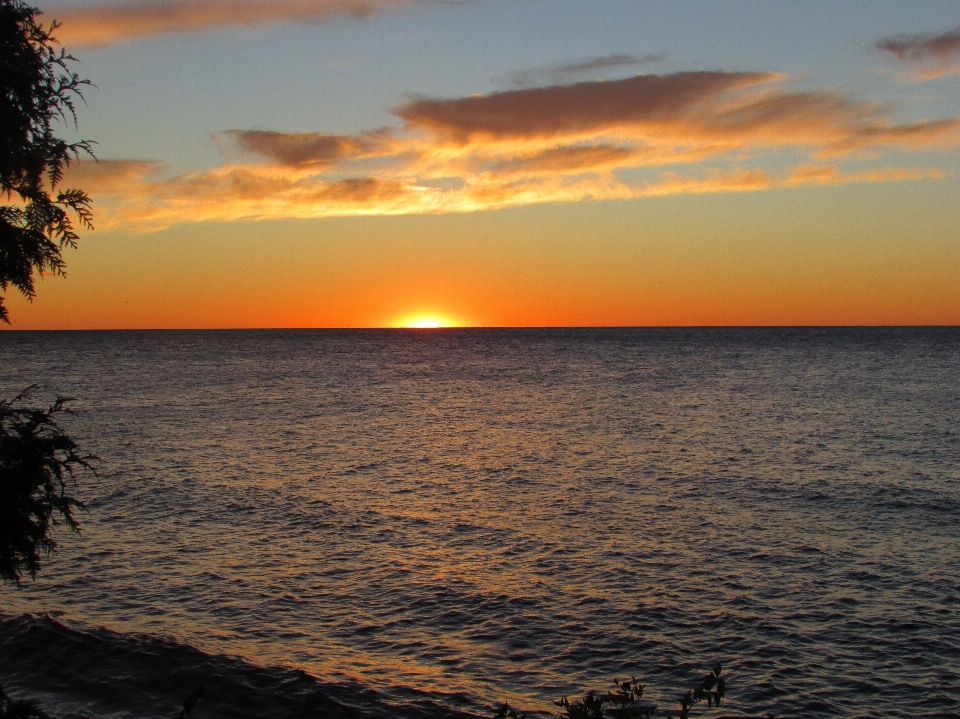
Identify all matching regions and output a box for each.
[8,178,958,328]
[4,2,960,328]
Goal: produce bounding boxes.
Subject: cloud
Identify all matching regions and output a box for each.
[221,129,395,167]
[784,164,945,187]
[51,0,449,47]
[397,72,960,154]
[75,71,957,230]
[876,24,960,80]
[489,145,641,176]
[636,168,772,197]
[498,52,666,89]
[62,159,165,192]
[397,71,777,140]
[555,52,666,76]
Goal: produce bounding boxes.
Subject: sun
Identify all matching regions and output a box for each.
[393,313,461,329]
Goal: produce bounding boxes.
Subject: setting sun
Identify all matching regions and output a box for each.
[393,313,461,329]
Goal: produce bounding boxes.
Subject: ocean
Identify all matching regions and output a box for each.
[0,328,958,718]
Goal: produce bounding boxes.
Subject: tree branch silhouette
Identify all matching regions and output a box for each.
[1,0,95,323]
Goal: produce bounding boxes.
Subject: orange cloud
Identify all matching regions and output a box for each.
[62,159,165,192]
[638,168,773,197]
[785,164,945,187]
[222,129,395,168]
[53,0,445,47]
[397,73,960,154]
[72,72,957,230]
[488,145,641,176]
[396,71,776,141]
[876,24,960,80]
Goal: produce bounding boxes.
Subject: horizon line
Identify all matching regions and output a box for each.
[3,325,959,332]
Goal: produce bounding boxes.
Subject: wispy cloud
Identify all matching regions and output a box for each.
[876,24,960,80]
[497,52,666,89]
[74,71,957,230]
[784,164,943,187]
[51,0,451,47]
[65,159,166,191]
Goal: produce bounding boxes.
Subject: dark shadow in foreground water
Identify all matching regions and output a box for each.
[0,613,479,719]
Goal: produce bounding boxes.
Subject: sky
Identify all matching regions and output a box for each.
[6,0,960,328]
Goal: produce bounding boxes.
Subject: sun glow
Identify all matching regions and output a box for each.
[393,313,461,329]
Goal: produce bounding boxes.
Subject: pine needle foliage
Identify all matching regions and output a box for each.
[0,0,94,323]
[0,387,97,586]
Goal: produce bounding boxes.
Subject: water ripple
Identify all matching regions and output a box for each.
[0,328,958,718]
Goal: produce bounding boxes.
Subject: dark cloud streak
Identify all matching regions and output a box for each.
[499,51,665,89]
[396,70,960,152]
[554,52,666,75]
[876,24,960,79]
[223,129,392,167]
[398,71,773,140]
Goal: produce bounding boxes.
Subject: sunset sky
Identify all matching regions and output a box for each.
[7,0,960,328]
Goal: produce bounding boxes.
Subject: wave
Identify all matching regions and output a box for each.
[0,612,483,719]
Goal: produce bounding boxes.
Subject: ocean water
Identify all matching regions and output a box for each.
[0,328,958,719]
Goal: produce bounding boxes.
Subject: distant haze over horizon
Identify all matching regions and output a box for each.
[8,0,960,329]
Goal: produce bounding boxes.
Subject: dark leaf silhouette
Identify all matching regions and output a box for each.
[0,386,98,585]
[496,667,735,719]
[0,0,95,323]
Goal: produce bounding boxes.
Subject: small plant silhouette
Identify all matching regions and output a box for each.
[554,676,653,719]
[494,665,726,719]
[676,664,725,718]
